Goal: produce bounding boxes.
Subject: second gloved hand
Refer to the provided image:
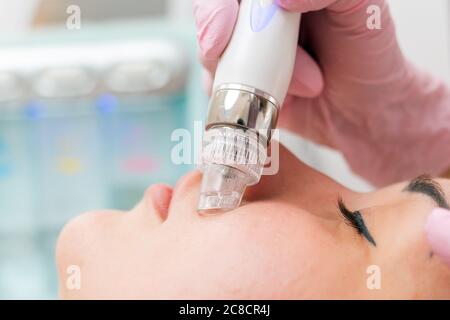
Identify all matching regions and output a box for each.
[426,208,450,268]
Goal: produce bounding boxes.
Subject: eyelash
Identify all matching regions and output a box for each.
[337,198,376,246]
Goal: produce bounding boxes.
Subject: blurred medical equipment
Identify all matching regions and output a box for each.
[198,0,300,213]
[0,38,191,298]
[32,0,191,26]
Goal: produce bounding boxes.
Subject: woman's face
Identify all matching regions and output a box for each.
[57,144,450,299]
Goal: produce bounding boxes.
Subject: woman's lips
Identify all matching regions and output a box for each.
[147,171,202,220]
[147,184,173,221]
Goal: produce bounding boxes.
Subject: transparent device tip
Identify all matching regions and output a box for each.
[197,164,248,214]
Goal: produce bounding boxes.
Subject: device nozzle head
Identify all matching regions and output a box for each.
[197,164,248,214]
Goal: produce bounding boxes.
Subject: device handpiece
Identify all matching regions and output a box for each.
[198,0,301,213]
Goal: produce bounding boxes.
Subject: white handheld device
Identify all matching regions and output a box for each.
[198,0,301,213]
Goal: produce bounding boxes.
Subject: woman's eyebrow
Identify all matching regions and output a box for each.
[403,175,450,209]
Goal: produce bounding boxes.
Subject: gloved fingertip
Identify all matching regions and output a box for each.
[288,78,323,98]
[288,48,324,98]
[276,0,336,12]
[199,53,218,74]
[425,208,450,266]
[202,69,213,96]
[193,0,239,60]
[275,0,304,11]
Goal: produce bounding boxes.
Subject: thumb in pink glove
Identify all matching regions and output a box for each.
[192,0,324,98]
[425,208,450,267]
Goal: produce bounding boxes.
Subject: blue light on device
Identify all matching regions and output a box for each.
[250,0,278,32]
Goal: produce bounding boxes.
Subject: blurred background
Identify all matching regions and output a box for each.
[0,0,448,299]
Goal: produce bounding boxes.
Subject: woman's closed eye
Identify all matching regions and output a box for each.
[338,198,376,247]
[337,175,449,248]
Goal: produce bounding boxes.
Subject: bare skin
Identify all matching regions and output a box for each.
[56,143,450,299]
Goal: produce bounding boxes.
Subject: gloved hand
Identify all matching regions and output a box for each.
[426,208,450,267]
[193,0,450,186]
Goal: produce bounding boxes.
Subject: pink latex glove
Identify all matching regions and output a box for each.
[426,208,450,267]
[193,0,450,186]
